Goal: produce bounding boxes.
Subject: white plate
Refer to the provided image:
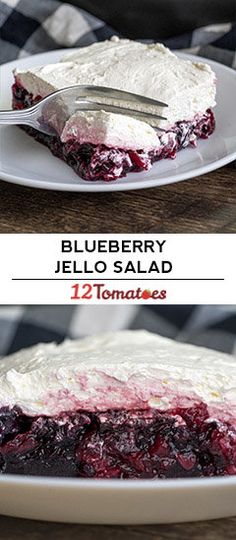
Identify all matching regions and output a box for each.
[0,474,235,524]
[0,50,235,192]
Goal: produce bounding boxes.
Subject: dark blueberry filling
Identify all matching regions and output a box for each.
[0,403,235,478]
[12,81,215,182]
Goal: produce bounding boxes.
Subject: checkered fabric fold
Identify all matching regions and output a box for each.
[0,305,235,357]
[0,0,117,63]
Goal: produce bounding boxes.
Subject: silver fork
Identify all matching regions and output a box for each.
[0,85,168,136]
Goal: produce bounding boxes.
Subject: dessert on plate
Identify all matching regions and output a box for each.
[0,331,235,479]
[12,38,216,181]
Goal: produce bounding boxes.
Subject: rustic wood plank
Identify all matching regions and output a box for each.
[0,162,235,233]
[0,515,235,540]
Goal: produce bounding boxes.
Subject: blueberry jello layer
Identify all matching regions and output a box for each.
[0,331,235,479]
[12,38,216,181]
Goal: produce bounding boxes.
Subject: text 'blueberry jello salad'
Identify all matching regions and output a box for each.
[12,38,216,181]
[0,331,235,479]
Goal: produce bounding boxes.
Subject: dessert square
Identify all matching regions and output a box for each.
[12,38,216,181]
[0,331,235,479]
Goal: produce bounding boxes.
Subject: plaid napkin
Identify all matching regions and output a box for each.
[0,0,116,64]
[0,0,235,68]
[0,305,235,357]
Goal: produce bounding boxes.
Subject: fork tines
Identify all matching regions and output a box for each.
[73,85,168,124]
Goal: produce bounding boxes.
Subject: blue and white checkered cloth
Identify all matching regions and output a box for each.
[0,305,235,357]
[0,0,116,63]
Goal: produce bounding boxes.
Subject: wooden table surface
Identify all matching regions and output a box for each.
[0,161,235,233]
[0,515,235,540]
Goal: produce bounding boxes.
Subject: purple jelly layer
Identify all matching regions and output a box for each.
[0,403,235,478]
[12,81,215,182]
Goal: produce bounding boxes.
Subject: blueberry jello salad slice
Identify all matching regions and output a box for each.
[12,38,216,182]
[0,330,235,479]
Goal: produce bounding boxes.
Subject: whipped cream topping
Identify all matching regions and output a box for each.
[0,331,235,422]
[14,38,216,149]
[60,110,159,151]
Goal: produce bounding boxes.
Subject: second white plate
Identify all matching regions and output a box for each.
[0,474,235,524]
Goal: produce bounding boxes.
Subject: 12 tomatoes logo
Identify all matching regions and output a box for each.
[71,283,166,301]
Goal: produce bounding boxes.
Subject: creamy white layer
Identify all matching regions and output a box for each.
[14,38,216,149]
[60,110,159,151]
[0,331,235,422]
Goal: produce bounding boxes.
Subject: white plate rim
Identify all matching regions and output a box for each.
[0,472,236,490]
[0,50,236,193]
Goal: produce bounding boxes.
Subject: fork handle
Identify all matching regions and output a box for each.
[0,108,35,127]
